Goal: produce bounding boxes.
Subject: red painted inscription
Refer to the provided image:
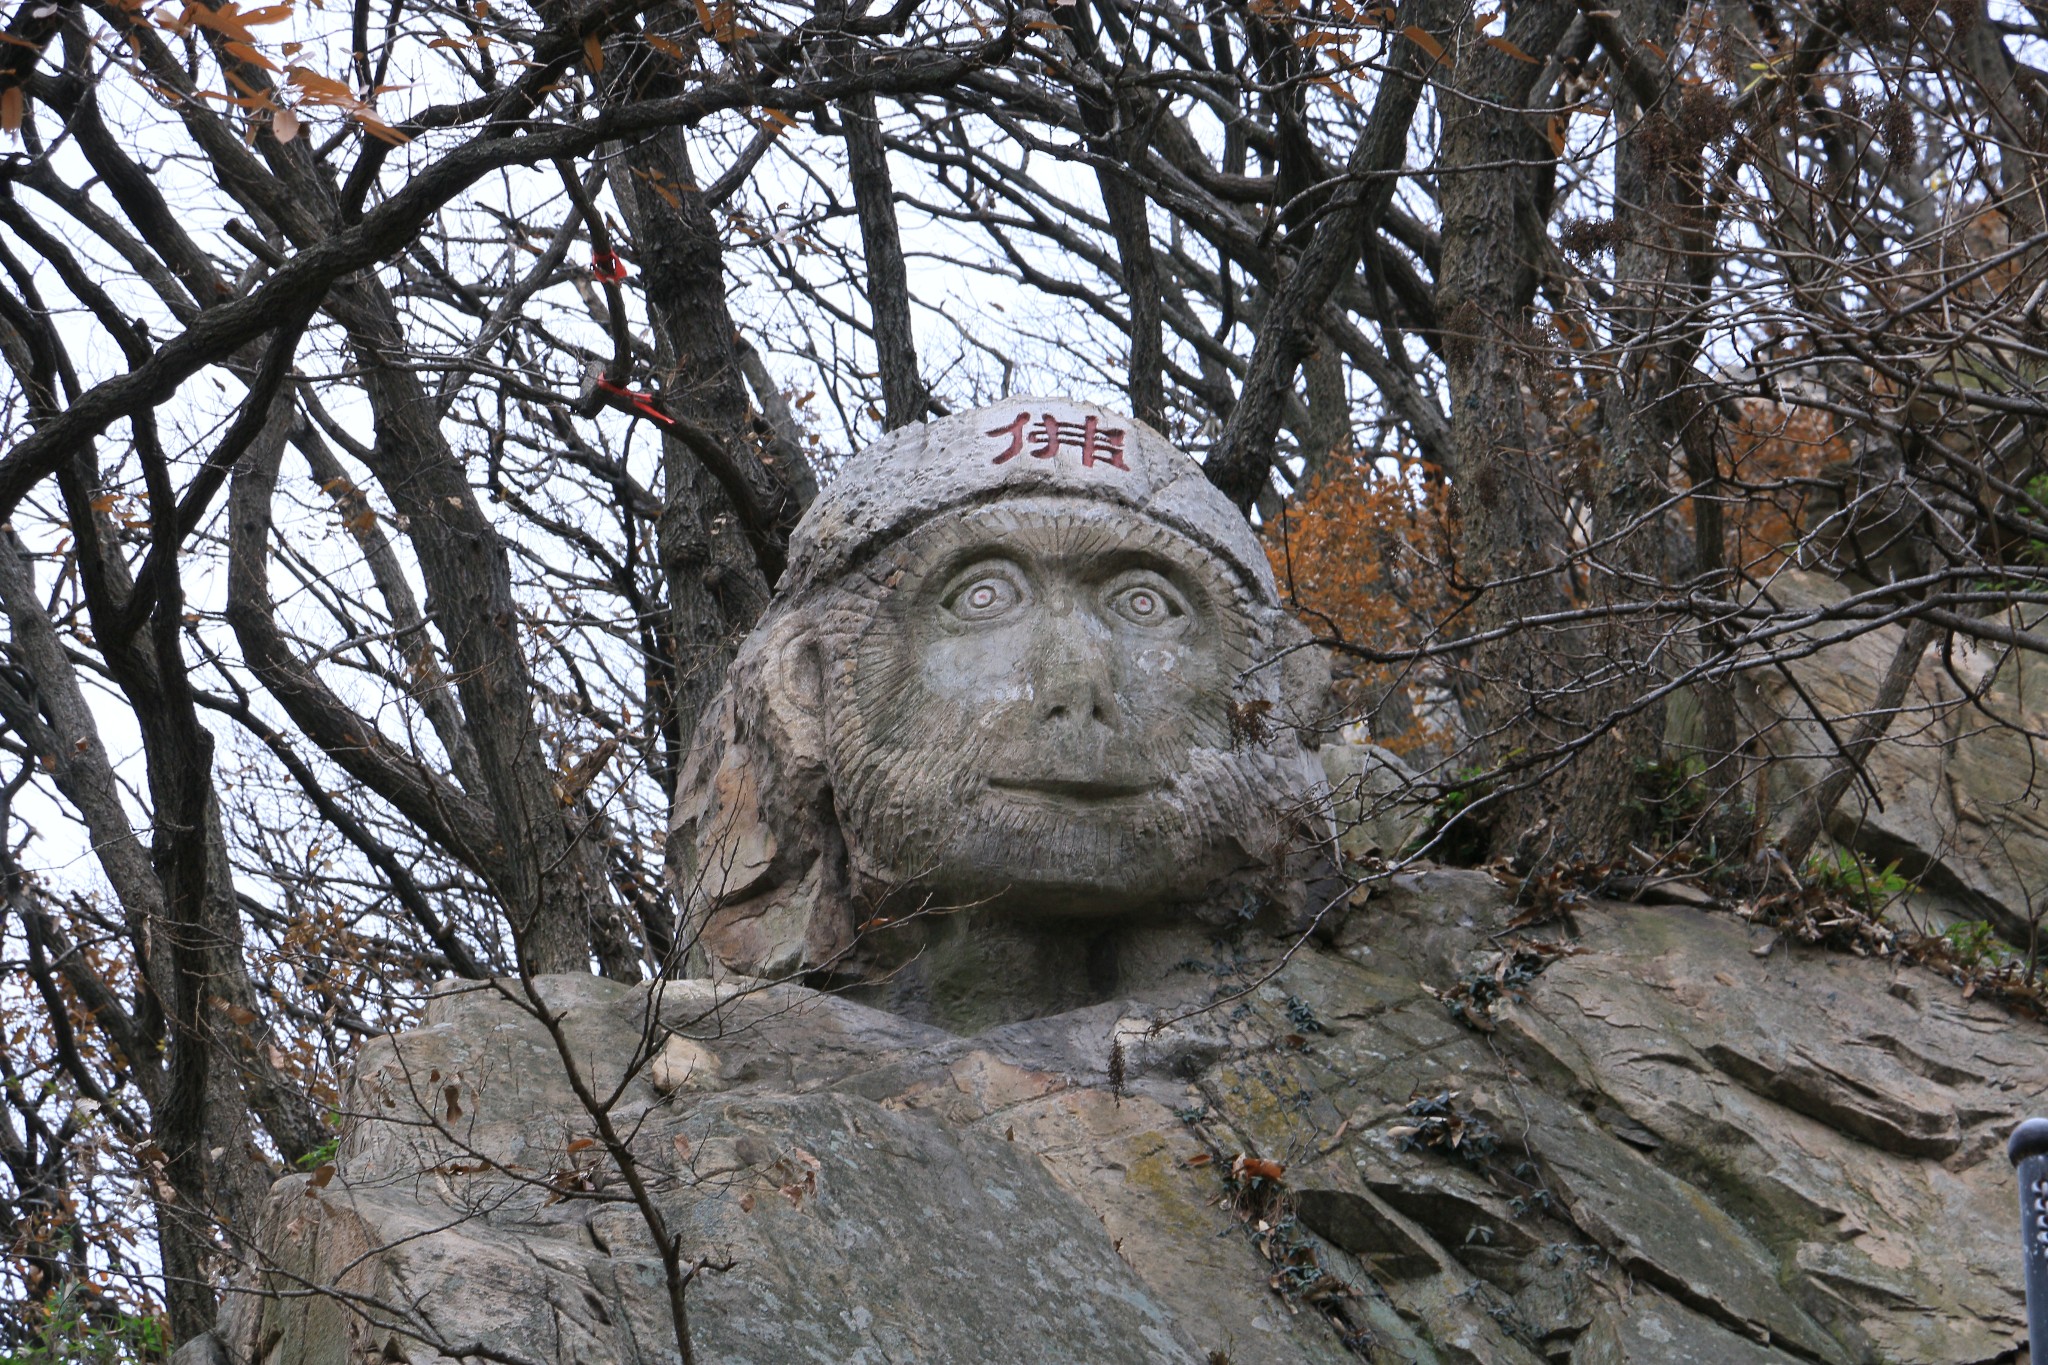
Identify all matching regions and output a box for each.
[986,412,1128,470]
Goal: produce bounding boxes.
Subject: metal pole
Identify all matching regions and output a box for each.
[2009,1118,2048,1365]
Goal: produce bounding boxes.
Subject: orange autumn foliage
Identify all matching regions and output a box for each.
[1266,413,1847,742]
[1721,398,1851,572]
[1264,450,1457,746]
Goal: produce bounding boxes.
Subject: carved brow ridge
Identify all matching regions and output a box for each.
[820,491,1267,603]
[918,514,1234,595]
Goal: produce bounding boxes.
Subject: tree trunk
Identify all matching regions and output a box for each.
[843,89,931,429]
[1433,0,1578,860]
[335,276,615,975]
[1205,0,1449,509]
[604,115,778,755]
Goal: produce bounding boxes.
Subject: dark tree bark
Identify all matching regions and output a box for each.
[597,18,818,792]
[1205,0,1452,510]
[1432,0,1579,858]
[1566,0,1697,862]
[843,89,932,430]
[333,277,627,976]
[1052,0,1168,429]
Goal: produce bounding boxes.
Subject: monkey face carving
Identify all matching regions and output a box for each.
[672,400,1327,979]
[827,497,1268,912]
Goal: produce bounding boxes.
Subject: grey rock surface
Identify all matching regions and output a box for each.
[228,870,2045,1364]
[219,414,2048,1363]
[1321,736,1429,860]
[1748,568,2048,944]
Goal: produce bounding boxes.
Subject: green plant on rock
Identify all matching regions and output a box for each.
[2018,471,2048,566]
[1939,919,2019,972]
[294,1137,340,1170]
[2,1287,166,1365]
[1976,472,2048,590]
[1409,765,1493,865]
[1801,848,1915,912]
[1632,755,1710,846]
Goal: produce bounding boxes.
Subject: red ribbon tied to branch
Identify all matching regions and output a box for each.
[592,376,675,426]
[591,249,628,283]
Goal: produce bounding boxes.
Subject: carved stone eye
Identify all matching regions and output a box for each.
[945,570,1024,622]
[1106,576,1188,629]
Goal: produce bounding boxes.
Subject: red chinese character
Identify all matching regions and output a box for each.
[987,412,1031,464]
[987,410,1129,470]
[1028,413,1062,460]
[1078,415,1127,470]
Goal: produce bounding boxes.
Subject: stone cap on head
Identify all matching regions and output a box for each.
[783,398,1279,600]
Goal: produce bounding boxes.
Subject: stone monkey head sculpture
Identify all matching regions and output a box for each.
[671,400,1329,984]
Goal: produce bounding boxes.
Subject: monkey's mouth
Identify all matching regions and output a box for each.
[987,777,1163,803]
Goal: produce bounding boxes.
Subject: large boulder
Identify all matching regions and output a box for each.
[1747,570,2048,945]
[216,415,2047,1363]
[1320,735,1430,860]
[223,870,2044,1364]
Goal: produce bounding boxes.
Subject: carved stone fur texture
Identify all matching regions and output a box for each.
[671,399,1330,980]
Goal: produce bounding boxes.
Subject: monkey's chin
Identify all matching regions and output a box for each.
[847,788,1248,919]
[982,777,1166,806]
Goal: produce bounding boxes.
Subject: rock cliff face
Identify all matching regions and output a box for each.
[1749,569,2048,948]
[214,411,2047,1363]
[224,869,2042,1364]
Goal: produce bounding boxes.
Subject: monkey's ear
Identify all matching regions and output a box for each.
[781,634,825,719]
[757,608,829,757]
[1272,610,1335,746]
[671,608,821,908]
[673,604,855,980]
